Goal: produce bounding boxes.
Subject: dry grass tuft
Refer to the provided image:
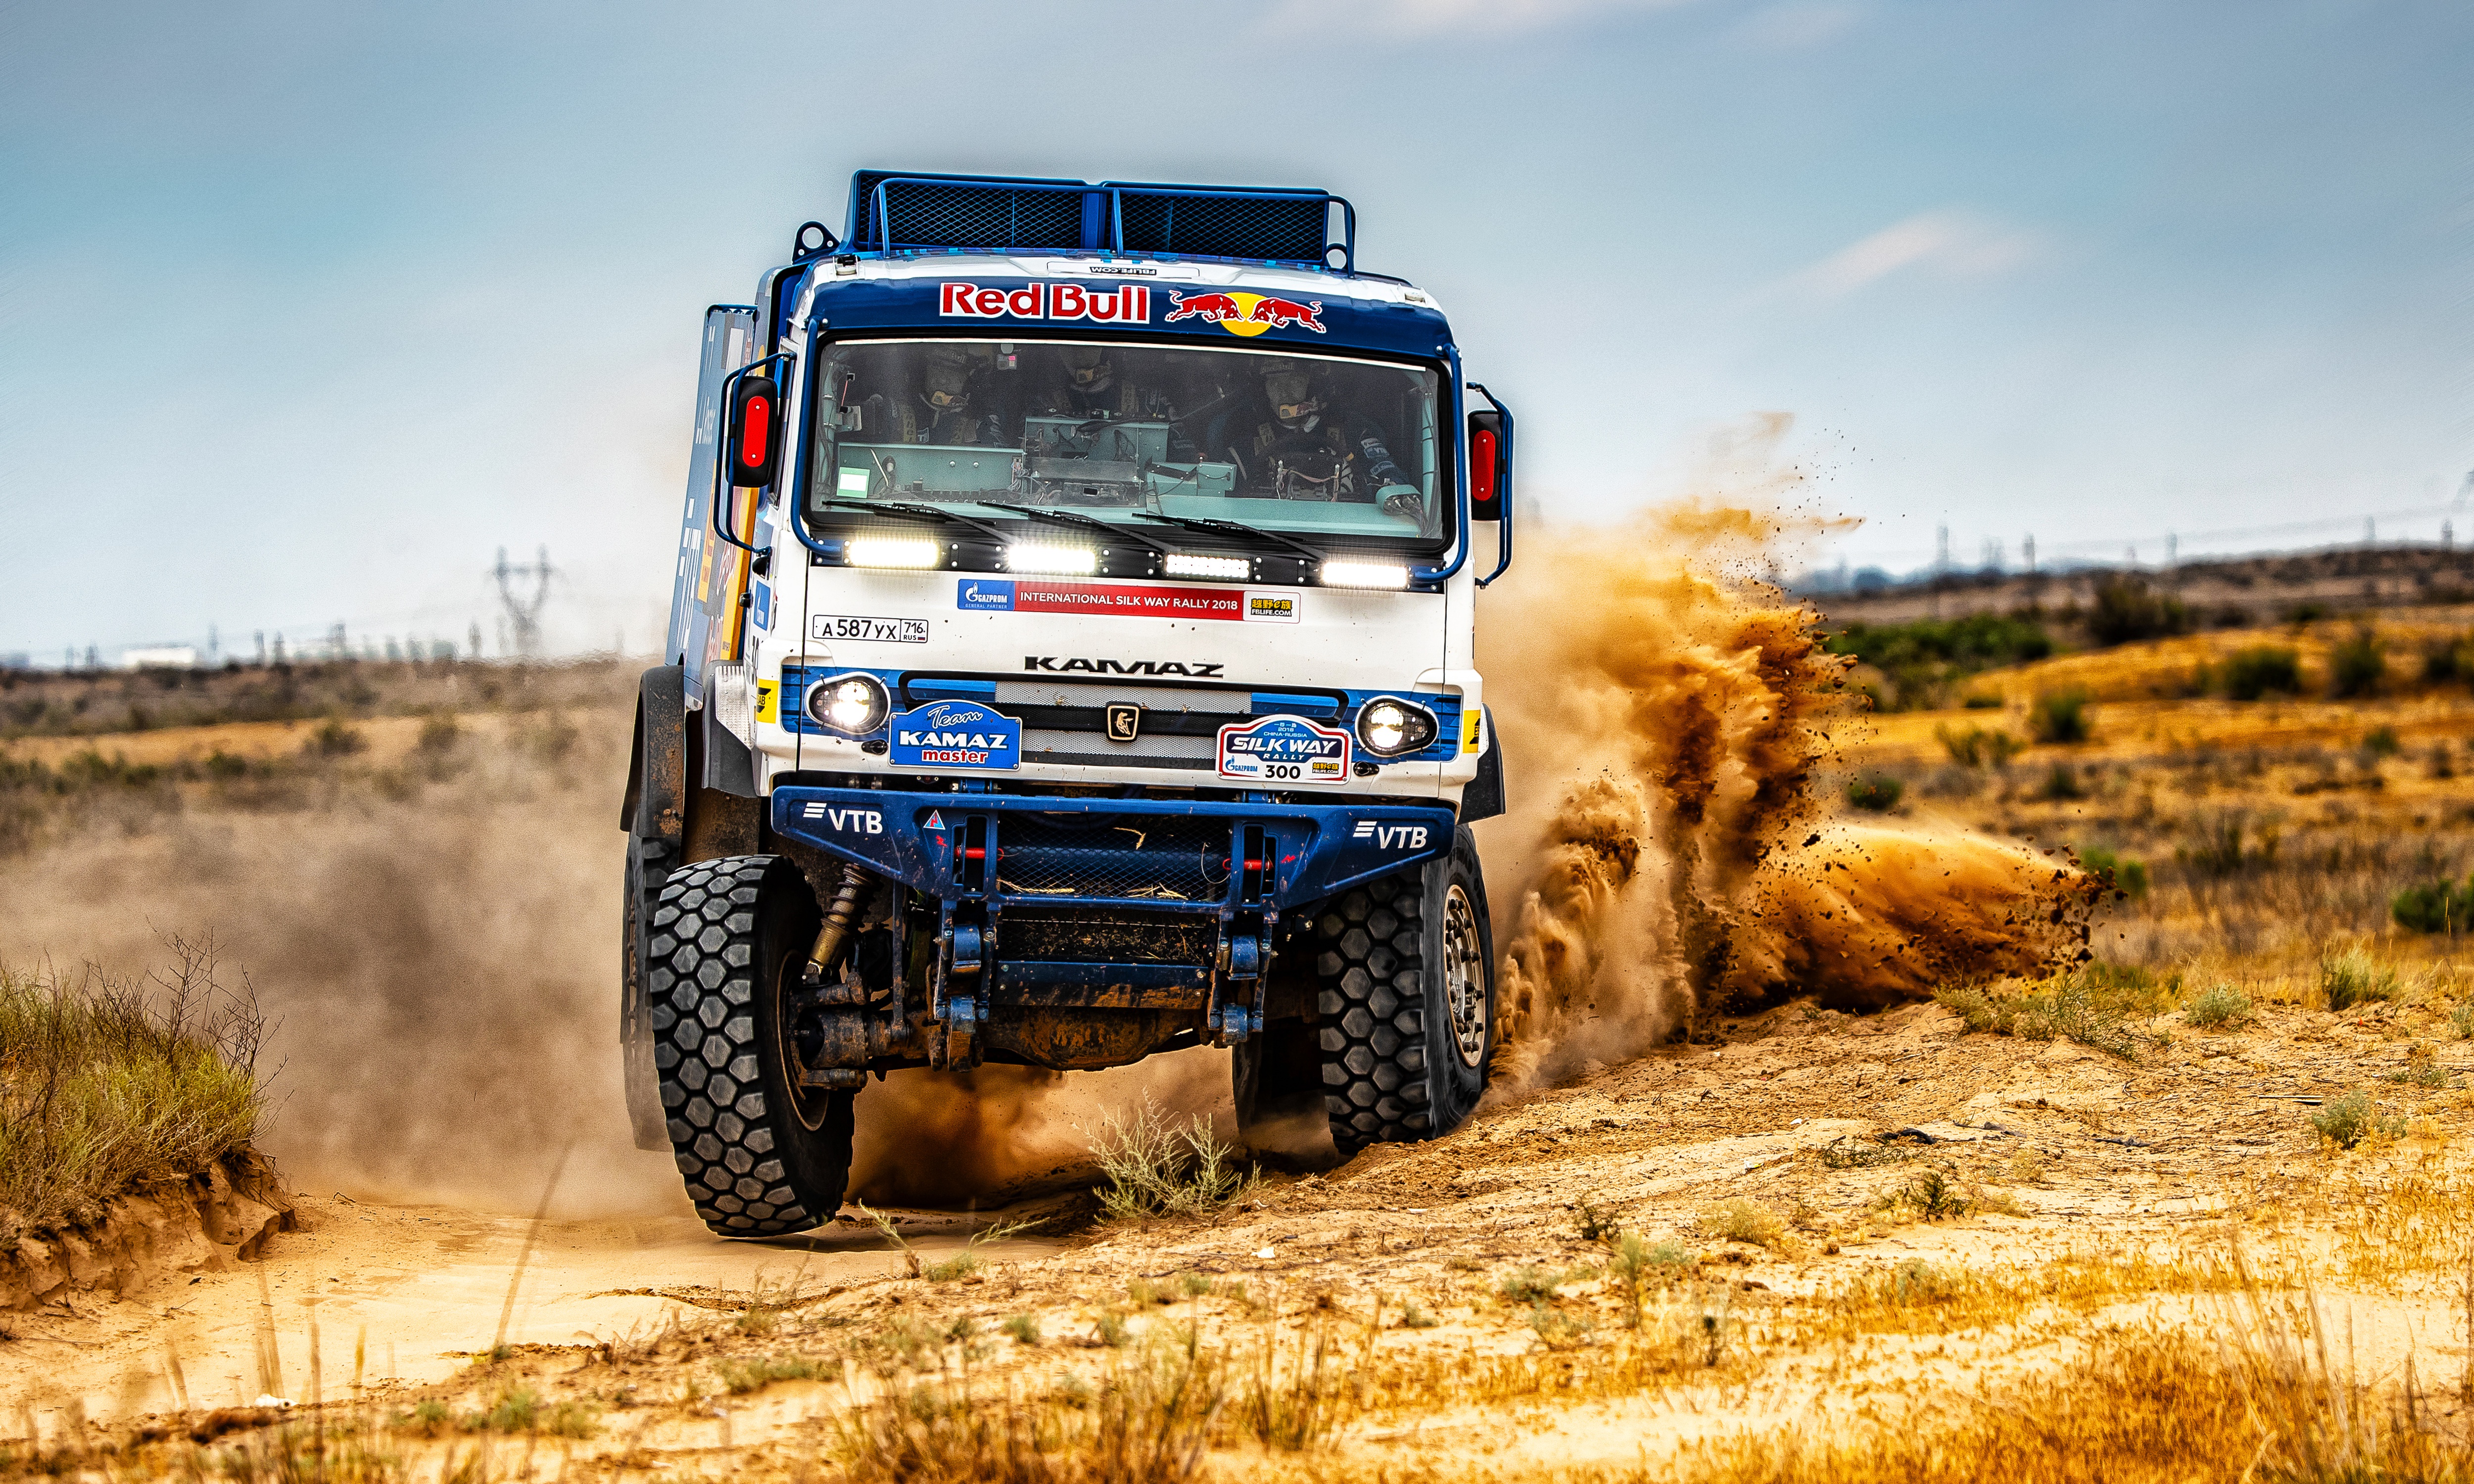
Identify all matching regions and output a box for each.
[1086,1101,1252,1221]
[0,935,264,1241]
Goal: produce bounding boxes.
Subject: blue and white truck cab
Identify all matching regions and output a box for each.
[621,170,1517,1236]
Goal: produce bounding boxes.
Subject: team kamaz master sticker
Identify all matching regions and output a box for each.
[890,700,1020,771]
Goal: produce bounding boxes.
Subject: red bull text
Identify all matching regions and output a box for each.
[939,282,1150,323]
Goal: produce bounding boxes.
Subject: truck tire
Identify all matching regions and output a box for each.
[1311,825,1496,1157]
[649,855,855,1237]
[621,835,672,1152]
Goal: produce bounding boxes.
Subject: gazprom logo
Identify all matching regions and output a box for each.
[958,579,1017,611]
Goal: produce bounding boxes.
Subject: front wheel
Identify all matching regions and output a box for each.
[1309,825,1496,1157]
[648,855,855,1237]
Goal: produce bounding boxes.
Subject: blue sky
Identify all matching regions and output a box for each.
[1,0,2465,658]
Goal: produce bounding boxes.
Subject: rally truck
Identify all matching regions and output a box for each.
[620,169,1517,1236]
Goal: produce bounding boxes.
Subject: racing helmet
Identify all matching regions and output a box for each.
[1260,360,1322,432]
[922,349,973,412]
[1060,345,1115,395]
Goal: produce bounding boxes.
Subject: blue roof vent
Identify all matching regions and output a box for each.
[845,170,1354,271]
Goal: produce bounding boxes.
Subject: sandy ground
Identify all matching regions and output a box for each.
[10,987,2470,1473]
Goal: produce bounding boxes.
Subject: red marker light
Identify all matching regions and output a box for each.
[739,396,772,467]
[1470,427,1498,506]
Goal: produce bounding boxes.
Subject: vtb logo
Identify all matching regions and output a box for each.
[1352,821,1428,849]
[1164,290,1326,337]
[801,803,884,834]
[1104,703,1142,743]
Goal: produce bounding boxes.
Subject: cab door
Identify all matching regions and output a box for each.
[665,305,760,706]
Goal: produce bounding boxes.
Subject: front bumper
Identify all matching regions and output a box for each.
[770,786,1454,1051]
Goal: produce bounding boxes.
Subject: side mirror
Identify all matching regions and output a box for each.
[1467,408,1509,521]
[726,374,784,488]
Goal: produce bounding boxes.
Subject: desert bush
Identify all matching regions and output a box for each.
[2320,950,2398,1011]
[2180,813,2278,877]
[302,715,366,757]
[0,940,264,1240]
[2218,645,2301,700]
[2328,626,2387,698]
[2422,631,2474,685]
[2182,986,2256,1029]
[1088,1101,1251,1220]
[2087,574,2192,646]
[1844,773,1904,812]
[2360,726,2400,759]
[1700,1198,1786,1248]
[1935,724,2023,769]
[2028,687,2092,743]
[1932,973,2139,1059]
[717,1355,823,1394]
[2390,877,2474,934]
[2078,845,2148,897]
[2310,1090,2403,1149]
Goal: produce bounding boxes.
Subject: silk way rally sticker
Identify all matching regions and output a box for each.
[1217,715,1350,785]
[890,701,1020,771]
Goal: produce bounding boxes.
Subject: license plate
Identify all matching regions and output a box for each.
[810,614,929,644]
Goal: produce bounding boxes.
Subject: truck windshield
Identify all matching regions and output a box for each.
[805,338,1446,552]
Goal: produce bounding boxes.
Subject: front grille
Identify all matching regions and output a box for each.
[994,815,1231,902]
[1023,729,1215,761]
[997,908,1215,964]
[996,680,1250,715]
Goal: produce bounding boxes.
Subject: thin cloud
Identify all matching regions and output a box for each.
[1733,2,1864,49]
[1264,0,1695,37]
[1779,208,2046,300]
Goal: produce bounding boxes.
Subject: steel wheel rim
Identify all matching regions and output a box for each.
[1442,883,1487,1068]
[773,947,834,1132]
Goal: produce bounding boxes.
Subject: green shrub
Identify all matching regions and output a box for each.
[2422,633,2474,685]
[2321,950,2398,1011]
[1845,773,1904,812]
[2329,627,2387,698]
[1931,972,2140,1060]
[2028,688,2092,743]
[1821,615,2053,711]
[2078,846,2147,897]
[2309,1090,2403,1149]
[2035,763,2085,801]
[2454,1000,2474,1040]
[2361,726,2400,758]
[1962,692,2004,709]
[2087,575,2192,646]
[2391,878,2474,934]
[1936,724,2023,768]
[1088,1100,1252,1219]
[2219,646,2301,700]
[2182,986,2255,1029]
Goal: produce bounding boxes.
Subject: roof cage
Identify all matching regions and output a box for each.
[844,170,1355,272]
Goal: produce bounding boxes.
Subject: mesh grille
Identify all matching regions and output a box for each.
[862,178,1086,252]
[997,680,1250,714]
[1117,192,1329,261]
[997,909,1215,965]
[1022,728,1214,759]
[994,816,1231,902]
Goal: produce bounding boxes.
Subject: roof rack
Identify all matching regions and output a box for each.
[843,170,1355,272]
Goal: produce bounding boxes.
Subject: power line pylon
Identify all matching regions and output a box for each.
[491,545,558,657]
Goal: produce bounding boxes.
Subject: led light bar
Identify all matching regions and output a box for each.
[1006,542,1097,575]
[1319,559,1410,590]
[1163,552,1249,580]
[844,536,941,569]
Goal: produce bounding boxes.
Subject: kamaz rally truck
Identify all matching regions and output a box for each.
[621,170,1517,1236]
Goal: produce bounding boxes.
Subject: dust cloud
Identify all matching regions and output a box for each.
[1476,417,2090,1093]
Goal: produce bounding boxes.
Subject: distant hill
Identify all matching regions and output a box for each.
[1803,543,2474,627]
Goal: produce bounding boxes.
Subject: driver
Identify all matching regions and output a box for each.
[1040,345,1172,420]
[1240,361,1426,522]
[912,346,999,444]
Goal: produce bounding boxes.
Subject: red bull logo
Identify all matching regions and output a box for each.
[939,282,1150,324]
[1165,290,1326,337]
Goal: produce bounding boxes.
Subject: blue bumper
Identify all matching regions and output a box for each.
[771,787,1454,914]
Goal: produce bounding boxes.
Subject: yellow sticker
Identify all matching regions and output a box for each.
[1462,707,1482,752]
[755,678,779,725]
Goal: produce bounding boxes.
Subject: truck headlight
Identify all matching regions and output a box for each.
[1355,697,1438,757]
[806,673,889,736]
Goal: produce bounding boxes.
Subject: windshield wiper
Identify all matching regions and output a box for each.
[816,498,1013,547]
[978,503,1172,555]
[1130,510,1324,564]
